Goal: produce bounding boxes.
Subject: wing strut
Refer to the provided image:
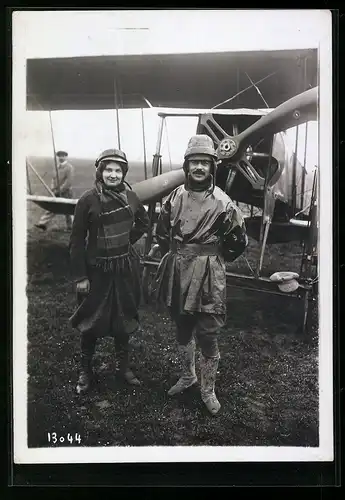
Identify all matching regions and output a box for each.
[141,108,148,180]
[256,138,276,275]
[113,70,121,150]
[48,111,60,193]
[26,160,32,195]
[144,114,166,256]
[300,56,309,210]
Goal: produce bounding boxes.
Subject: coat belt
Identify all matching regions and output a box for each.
[170,241,220,256]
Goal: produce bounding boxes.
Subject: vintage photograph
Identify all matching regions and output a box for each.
[13,9,333,464]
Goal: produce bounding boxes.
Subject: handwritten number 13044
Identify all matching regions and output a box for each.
[47,432,81,444]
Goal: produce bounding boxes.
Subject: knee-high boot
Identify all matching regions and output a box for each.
[200,353,221,415]
[76,335,97,394]
[168,338,197,396]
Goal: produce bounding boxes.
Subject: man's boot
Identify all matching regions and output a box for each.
[117,349,141,386]
[200,353,221,415]
[168,338,197,396]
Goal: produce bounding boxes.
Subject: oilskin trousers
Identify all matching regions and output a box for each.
[175,312,223,358]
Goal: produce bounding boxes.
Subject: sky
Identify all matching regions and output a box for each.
[24,109,199,166]
[24,109,319,173]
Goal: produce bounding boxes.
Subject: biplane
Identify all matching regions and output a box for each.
[26,48,319,333]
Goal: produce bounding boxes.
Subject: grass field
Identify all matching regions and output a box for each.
[25,156,319,448]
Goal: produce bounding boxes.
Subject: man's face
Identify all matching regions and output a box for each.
[102,161,124,187]
[188,155,212,183]
[57,154,67,164]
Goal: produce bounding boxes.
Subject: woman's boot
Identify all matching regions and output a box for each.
[117,348,141,386]
[168,338,197,396]
[76,336,97,394]
[200,353,221,415]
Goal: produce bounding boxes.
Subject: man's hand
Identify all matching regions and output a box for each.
[76,278,90,294]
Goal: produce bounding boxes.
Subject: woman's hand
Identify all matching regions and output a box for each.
[76,278,90,294]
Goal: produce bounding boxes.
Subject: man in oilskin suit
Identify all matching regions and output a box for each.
[155,134,248,416]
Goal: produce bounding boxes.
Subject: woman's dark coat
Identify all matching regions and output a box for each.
[69,187,149,337]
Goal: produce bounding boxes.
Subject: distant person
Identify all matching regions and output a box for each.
[69,148,149,394]
[155,135,248,415]
[35,150,74,231]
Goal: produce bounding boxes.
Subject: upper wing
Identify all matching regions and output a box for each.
[27,49,317,111]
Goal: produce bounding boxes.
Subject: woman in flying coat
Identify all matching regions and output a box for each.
[69,148,149,394]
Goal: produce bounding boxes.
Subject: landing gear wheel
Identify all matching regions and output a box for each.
[142,244,161,304]
[302,291,318,338]
[300,275,318,338]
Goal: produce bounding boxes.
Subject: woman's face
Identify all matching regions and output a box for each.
[102,161,124,187]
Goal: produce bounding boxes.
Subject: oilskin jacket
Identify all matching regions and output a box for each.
[155,184,248,318]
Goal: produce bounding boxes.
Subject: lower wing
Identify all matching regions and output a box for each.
[27,195,77,215]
